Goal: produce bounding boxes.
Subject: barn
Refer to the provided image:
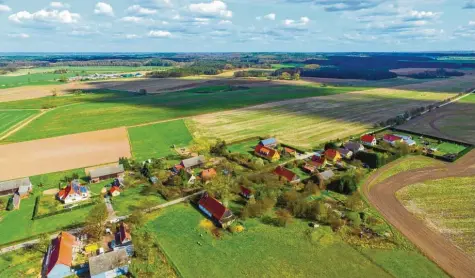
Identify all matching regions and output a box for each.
[89,165,125,183]
[0,177,32,197]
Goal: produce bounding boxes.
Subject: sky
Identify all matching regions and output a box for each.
[0,0,474,52]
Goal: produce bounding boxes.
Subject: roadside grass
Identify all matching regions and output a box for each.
[144,204,446,278]
[128,119,193,161]
[370,156,444,187]
[3,85,356,142]
[397,177,475,258]
[0,248,43,277]
[0,110,39,135]
[111,184,166,216]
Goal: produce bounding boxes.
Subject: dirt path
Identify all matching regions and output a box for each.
[362,152,475,278]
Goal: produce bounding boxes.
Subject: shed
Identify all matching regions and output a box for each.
[0,177,32,196]
[181,156,206,169]
[90,165,125,183]
[88,249,130,278]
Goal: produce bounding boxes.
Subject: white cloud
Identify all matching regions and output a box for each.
[264,13,276,20]
[126,5,157,15]
[8,33,30,39]
[9,9,80,24]
[194,17,210,25]
[188,1,232,18]
[218,20,232,25]
[0,4,12,12]
[148,30,172,38]
[120,16,155,25]
[125,34,140,39]
[94,2,114,17]
[50,2,69,8]
[283,17,310,27]
[470,21,475,25]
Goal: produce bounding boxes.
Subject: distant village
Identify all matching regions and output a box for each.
[67,72,143,82]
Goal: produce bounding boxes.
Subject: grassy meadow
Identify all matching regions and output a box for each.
[0,110,39,135]
[111,184,166,216]
[0,248,44,277]
[143,204,446,278]
[2,85,356,142]
[128,119,193,161]
[397,177,475,258]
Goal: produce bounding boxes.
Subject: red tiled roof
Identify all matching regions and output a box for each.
[383,134,402,142]
[284,147,296,153]
[361,134,376,143]
[255,145,278,159]
[199,194,228,221]
[274,166,297,182]
[46,232,77,275]
[324,149,340,160]
[311,155,326,164]
[303,164,316,173]
[201,168,217,181]
[174,164,184,171]
[110,186,120,194]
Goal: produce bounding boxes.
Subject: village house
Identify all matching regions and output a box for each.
[338,148,353,159]
[240,186,254,199]
[43,232,80,278]
[200,168,217,182]
[57,180,90,204]
[109,186,121,197]
[344,141,365,153]
[360,134,377,146]
[302,163,317,173]
[259,138,278,148]
[383,134,404,146]
[282,147,297,157]
[324,149,342,163]
[394,134,417,146]
[89,165,125,184]
[173,155,206,173]
[198,193,235,228]
[274,166,300,183]
[254,145,281,162]
[0,177,32,197]
[88,248,130,278]
[116,223,132,246]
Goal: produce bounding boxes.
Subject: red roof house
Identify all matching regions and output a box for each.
[240,186,254,199]
[254,145,280,161]
[109,186,120,197]
[324,149,342,162]
[43,232,79,278]
[198,193,235,228]
[361,134,377,146]
[383,134,403,145]
[274,166,300,183]
[117,223,131,245]
[200,168,217,181]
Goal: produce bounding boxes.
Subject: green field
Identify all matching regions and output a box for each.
[30,168,88,191]
[0,248,43,277]
[2,85,355,142]
[143,204,446,278]
[0,110,39,135]
[111,184,166,216]
[226,139,259,154]
[128,119,193,161]
[460,93,475,103]
[397,177,475,258]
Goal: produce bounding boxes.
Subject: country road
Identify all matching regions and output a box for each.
[362,151,475,278]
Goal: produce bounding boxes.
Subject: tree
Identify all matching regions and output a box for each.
[275,209,293,227]
[210,139,227,156]
[292,73,300,80]
[36,233,51,254]
[280,72,291,80]
[204,174,234,206]
[346,192,365,211]
[83,203,108,241]
[119,157,131,170]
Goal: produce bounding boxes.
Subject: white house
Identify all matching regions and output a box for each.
[57,180,90,204]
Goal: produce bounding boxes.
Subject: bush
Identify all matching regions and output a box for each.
[6,197,14,211]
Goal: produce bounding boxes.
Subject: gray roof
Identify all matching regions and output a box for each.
[0,177,31,192]
[182,155,206,168]
[320,170,335,181]
[89,165,125,179]
[89,249,129,276]
[18,185,30,195]
[344,142,363,152]
[338,148,352,156]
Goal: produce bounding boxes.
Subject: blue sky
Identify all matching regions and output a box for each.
[0,0,474,52]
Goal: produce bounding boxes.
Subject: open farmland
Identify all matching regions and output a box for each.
[396,177,475,259]
[190,84,459,148]
[0,127,131,181]
[0,110,38,135]
[144,204,446,278]
[128,119,193,161]
[399,94,475,144]
[1,85,355,142]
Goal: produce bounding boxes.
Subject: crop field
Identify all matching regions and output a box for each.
[397,177,475,258]
[0,110,38,135]
[144,204,446,278]
[1,85,355,142]
[399,94,475,144]
[190,86,458,148]
[0,127,131,182]
[128,120,193,161]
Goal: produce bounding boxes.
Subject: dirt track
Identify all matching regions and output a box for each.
[362,151,475,278]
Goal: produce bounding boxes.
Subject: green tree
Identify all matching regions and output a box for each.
[83,203,108,241]
[275,209,293,227]
[204,174,234,206]
[36,233,51,254]
[280,72,291,80]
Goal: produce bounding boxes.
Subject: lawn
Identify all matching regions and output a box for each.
[370,156,443,187]
[0,248,44,277]
[144,204,446,278]
[30,168,88,191]
[111,184,166,216]
[226,139,259,155]
[128,119,193,161]
[2,85,356,142]
[0,110,39,135]
[397,176,475,258]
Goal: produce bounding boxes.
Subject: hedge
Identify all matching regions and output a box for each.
[32,200,96,220]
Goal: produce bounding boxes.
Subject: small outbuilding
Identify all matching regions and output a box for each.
[109,186,121,197]
[0,177,32,197]
[88,248,130,278]
[89,165,125,183]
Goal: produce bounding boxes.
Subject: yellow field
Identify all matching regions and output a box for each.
[189,86,458,148]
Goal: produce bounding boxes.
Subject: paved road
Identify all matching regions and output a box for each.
[362,151,475,278]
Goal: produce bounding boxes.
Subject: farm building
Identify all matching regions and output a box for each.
[109,186,121,197]
[394,134,417,146]
[57,180,90,204]
[90,165,125,183]
[338,148,353,159]
[255,145,281,162]
[88,248,130,278]
[259,138,278,148]
[198,193,235,228]
[240,186,254,199]
[360,135,377,146]
[324,149,342,163]
[18,184,32,198]
[116,223,132,245]
[42,232,80,278]
[274,166,300,183]
[383,134,404,146]
[344,142,364,153]
[0,177,32,197]
[178,155,206,170]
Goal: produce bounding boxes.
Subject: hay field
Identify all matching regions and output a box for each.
[0,110,38,135]
[0,127,131,181]
[190,86,459,148]
[396,177,475,259]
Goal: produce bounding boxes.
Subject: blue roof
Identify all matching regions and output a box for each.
[405,139,416,146]
[260,138,277,146]
[80,187,88,193]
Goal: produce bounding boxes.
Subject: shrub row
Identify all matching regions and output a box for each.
[32,200,96,220]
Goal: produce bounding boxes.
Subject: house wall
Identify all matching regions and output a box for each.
[91,173,121,183]
[0,188,17,197]
[47,264,71,278]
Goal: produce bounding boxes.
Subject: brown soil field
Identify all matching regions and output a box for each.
[0,127,131,181]
[362,151,475,278]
